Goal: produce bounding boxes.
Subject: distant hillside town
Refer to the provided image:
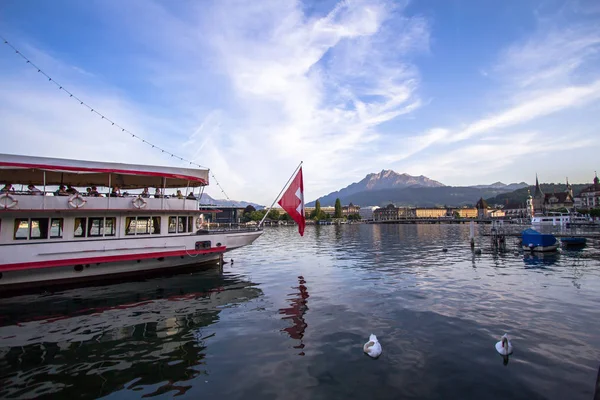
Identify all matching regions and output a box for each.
[199,172,600,225]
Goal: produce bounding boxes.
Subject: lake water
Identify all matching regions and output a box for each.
[2,224,600,399]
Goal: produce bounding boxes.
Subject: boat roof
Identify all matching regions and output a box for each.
[0,153,209,189]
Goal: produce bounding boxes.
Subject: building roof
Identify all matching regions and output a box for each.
[475,197,489,209]
[543,192,573,204]
[533,174,544,198]
[579,173,600,194]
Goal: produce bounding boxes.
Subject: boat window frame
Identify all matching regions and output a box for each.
[14,218,30,240]
[12,217,64,240]
[125,216,161,236]
[168,216,177,233]
[50,218,64,239]
[168,216,193,234]
[75,217,118,238]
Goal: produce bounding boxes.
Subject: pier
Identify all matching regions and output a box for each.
[370,218,512,225]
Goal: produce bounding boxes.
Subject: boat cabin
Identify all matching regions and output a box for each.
[0,153,210,244]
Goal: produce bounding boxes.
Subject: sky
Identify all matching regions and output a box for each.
[1,0,599,205]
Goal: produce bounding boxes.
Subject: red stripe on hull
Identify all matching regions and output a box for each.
[0,246,226,272]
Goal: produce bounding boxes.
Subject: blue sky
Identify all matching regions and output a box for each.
[1,0,599,204]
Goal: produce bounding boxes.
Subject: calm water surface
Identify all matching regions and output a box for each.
[2,224,600,399]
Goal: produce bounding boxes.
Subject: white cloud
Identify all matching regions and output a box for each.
[2,0,599,205]
[402,132,594,184]
[450,80,600,142]
[385,17,600,183]
[0,0,429,204]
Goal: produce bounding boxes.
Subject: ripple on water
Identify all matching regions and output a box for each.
[1,224,600,399]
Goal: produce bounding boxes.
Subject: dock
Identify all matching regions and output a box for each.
[482,231,600,238]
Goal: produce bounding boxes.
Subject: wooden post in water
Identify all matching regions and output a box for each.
[469,221,475,249]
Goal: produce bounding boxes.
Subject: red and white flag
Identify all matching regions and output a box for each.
[278,167,305,236]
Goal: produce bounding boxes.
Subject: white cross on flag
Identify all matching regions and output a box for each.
[277,167,305,236]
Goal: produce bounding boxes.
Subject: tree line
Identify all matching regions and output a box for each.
[241,199,361,223]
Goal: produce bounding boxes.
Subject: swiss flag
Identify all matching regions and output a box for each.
[278,167,305,236]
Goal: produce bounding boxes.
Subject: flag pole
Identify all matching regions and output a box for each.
[258,161,303,228]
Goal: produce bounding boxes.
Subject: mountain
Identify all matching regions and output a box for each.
[470,182,528,191]
[198,193,264,209]
[310,186,514,208]
[307,170,444,206]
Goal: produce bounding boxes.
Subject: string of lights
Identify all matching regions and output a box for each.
[1,35,233,203]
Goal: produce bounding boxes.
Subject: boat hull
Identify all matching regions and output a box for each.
[0,230,262,292]
[522,244,559,252]
[560,237,587,248]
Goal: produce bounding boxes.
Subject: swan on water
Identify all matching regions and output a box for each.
[495,333,513,356]
[364,334,382,358]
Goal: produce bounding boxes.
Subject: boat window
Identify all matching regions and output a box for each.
[14,219,29,240]
[187,216,193,232]
[74,218,87,237]
[50,218,63,239]
[126,216,161,235]
[152,217,161,234]
[88,218,104,237]
[168,216,177,233]
[136,217,151,235]
[105,217,116,236]
[30,218,49,239]
[178,216,187,233]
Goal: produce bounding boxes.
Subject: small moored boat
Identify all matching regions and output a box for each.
[560,237,587,248]
[521,228,558,252]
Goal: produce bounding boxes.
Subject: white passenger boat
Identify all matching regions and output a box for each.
[0,154,263,291]
[531,212,589,226]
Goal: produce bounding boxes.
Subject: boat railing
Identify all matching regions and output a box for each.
[0,192,199,212]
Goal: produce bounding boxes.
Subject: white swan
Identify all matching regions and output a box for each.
[363,334,382,358]
[495,333,513,356]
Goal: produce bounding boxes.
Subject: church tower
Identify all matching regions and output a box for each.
[526,189,534,218]
[532,174,544,214]
[566,177,573,198]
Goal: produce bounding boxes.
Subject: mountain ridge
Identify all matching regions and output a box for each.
[309,170,445,206]
[307,171,533,208]
[199,193,264,209]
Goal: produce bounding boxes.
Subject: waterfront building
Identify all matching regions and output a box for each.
[454,207,478,218]
[531,175,574,214]
[359,206,379,221]
[475,197,489,219]
[415,208,447,218]
[373,204,401,221]
[342,203,361,216]
[575,173,600,209]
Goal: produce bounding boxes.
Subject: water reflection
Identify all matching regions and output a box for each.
[0,270,262,399]
[523,252,559,268]
[279,276,309,356]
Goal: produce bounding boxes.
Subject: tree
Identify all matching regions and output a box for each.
[311,199,322,220]
[348,213,361,221]
[279,213,292,221]
[590,208,600,218]
[244,205,256,214]
[267,209,280,220]
[250,210,267,221]
[334,198,343,218]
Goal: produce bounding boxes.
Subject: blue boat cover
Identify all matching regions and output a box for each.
[522,228,557,247]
